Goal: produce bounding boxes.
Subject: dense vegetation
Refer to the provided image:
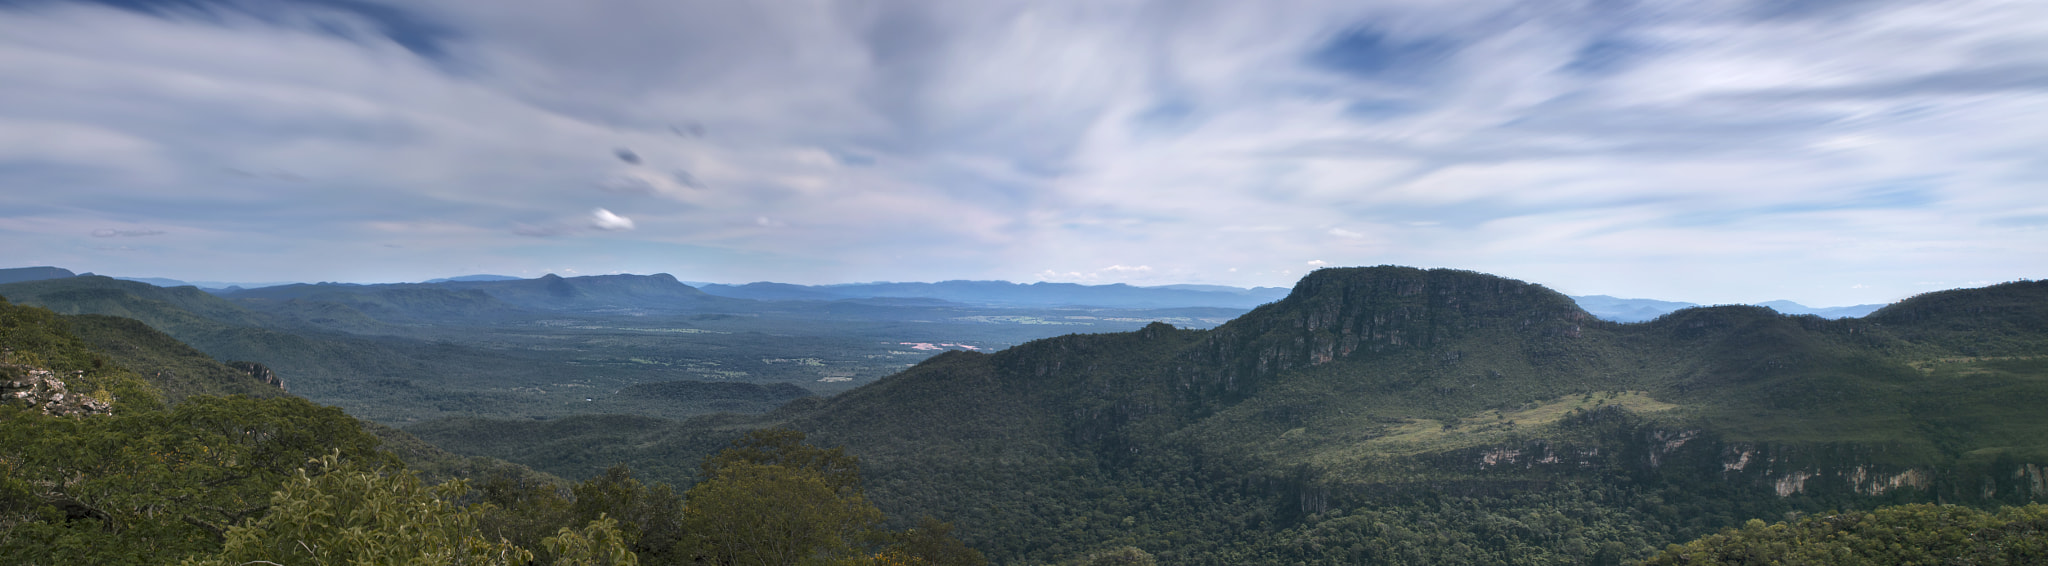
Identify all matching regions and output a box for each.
[0,275,1239,424]
[409,269,2048,563]
[1646,503,2048,564]
[9,268,2048,563]
[1,295,981,564]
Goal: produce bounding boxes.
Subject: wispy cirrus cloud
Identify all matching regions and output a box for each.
[91,228,165,237]
[0,0,2040,303]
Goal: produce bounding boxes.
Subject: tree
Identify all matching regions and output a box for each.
[681,430,883,566]
[572,464,687,565]
[700,428,863,494]
[874,517,989,566]
[0,395,392,564]
[185,452,532,566]
[1063,546,1157,566]
[545,514,642,566]
[1645,503,2048,565]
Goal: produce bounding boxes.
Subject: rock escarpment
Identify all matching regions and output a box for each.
[226,360,287,392]
[2,363,113,416]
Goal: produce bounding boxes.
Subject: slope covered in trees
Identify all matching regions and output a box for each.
[0,274,1254,424]
[10,267,2048,563]
[413,267,2048,563]
[1,295,981,565]
[1646,503,2048,564]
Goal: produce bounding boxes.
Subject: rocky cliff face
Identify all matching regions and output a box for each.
[226,360,287,392]
[1183,266,1593,399]
[2,363,113,416]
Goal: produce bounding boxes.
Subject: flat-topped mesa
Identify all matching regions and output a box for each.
[1274,266,1589,334]
[430,272,710,309]
[1189,266,1592,392]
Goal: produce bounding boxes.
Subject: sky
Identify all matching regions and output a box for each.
[1,0,2043,306]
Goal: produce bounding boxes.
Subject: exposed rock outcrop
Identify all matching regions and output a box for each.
[225,360,287,392]
[2,363,113,416]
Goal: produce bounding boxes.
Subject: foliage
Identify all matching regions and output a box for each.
[405,268,2048,564]
[570,465,687,565]
[0,296,595,565]
[20,268,2048,564]
[677,430,890,566]
[872,517,988,566]
[185,452,533,566]
[60,313,285,403]
[1061,546,1157,566]
[1645,503,2048,565]
[702,428,866,494]
[473,472,579,559]
[544,514,641,566]
[0,296,158,412]
[1,275,1212,424]
[0,394,391,564]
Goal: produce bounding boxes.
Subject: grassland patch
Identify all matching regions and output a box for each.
[1345,391,1678,458]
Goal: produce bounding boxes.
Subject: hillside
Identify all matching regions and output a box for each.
[0,292,547,471]
[0,276,643,422]
[0,273,1257,425]
[0,295,580,563]
[411,267,2048,564]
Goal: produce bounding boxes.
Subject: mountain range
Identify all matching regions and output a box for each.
[2,266,1885,322]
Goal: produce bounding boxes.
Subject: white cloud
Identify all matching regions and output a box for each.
[589,208,635,231]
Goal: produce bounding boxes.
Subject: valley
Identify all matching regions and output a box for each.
[0,272,1253,423]
[4,265,2045,564]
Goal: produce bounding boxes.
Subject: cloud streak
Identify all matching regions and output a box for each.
[91,228,165,238]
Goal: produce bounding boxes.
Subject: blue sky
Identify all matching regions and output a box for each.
[1,0,2043,306]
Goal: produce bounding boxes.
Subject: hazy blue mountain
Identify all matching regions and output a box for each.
[697,279,1292,308]
[697,281,844,301]
[1569,295,1701,322]
[15,264,1891,323]
[214,272,731,314]
[217,282,525,326]
[114,276,198,287]
[1755,300,1885,319]
[423,274,522,283]
[1570,294,1886,323]
[111,276,300,290]
[0,266,76,284]
[1152,283,1292,296]
[431,272,730,311]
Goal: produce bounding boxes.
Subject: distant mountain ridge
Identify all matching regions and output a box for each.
[0,266,78,284]
[214,272,731,316]
[3,266,1891,317]
[1570,294,1885,322]
[694,279,1294,309]
[424,274,521,283]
